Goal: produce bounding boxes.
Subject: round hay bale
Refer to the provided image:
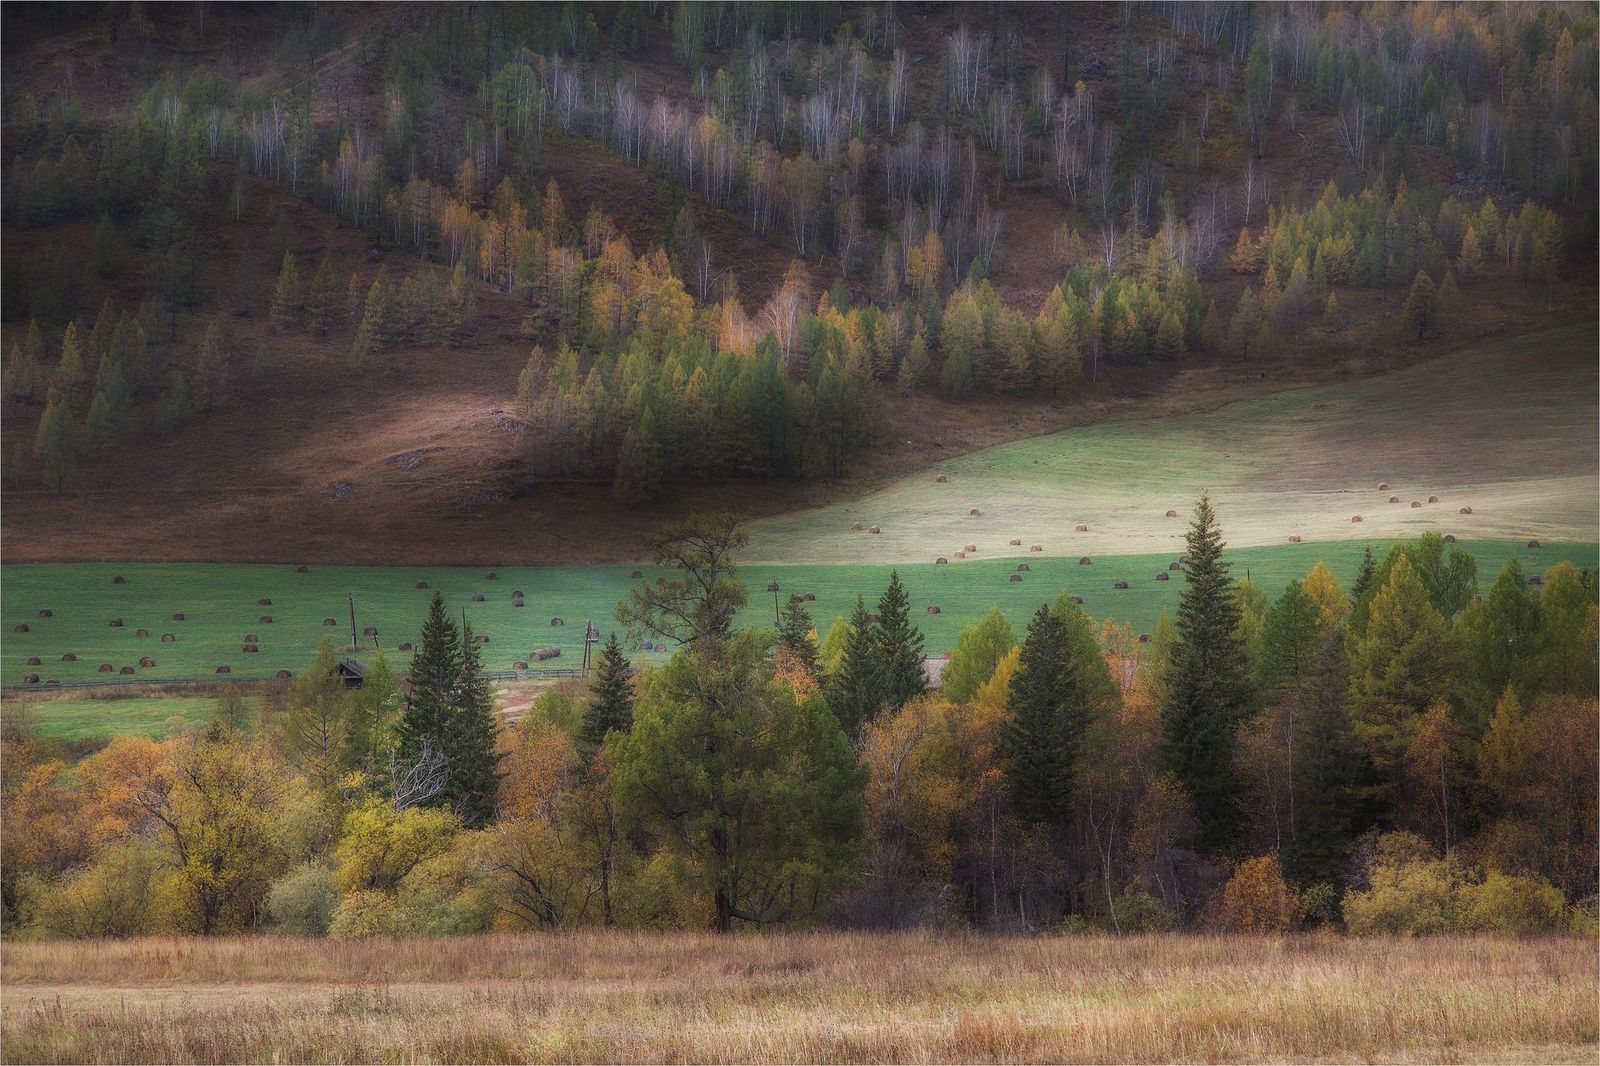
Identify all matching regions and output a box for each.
[1009,538,1022,546]
[631,571,643,579]
[550,617,564,627]
[1169,562,1182,571]
[1410,500,1422,508]
[98,663,113,672]
[1078,557,1092,565]
[26,657,40,666]
[108,619,123,628]
[1017,563,1030,572]
[1165,509,1178,518]
[1070,596,1083,605]
[1528,575,1543,586]
[119,666,134,675]
[216,665,231,674]
[23,674,39,684]
[295,565,308,573]
[1388,495,1400,504]
[532,646,561,661]
[1010,573,1023,582]
[969,508,981,516]
[244,634,259,643]
[1288,535,1301,543]
[1180,555,1191,564]
[43,679,59,688]
[12,624,27,633]
[1527,539,1542,549]
[1030,544,1043,552]
[953,552,966,560]
[474,634,488,644]
[139,657,155,668]
[935,474,948,483]
[37,609,51,618]
[869,526,881,534]
[362,626,377,637]
[398,641,413,651]
[1378,482,1389,491]
[172,612,186,621]
[1427,495,1438,504]
[1139,634,1150,644]
[135,628,149,637]
[160,634,175,643]
[514,660,529,670]
[926,605,941,614]
[512,600,525,608]
[1443,534,1456,544]
[964,544,977,553]
[1075,524,1089,532]
[416,581,429,589]
[638,642,655,653]
[471,594,486,602]
[258,598,272,606]
[1155,571,1170,581]
[276,670,293,679]
[936,556,948,564]
[802,593,816,602]
[323,618,337,627]
[1113,580,1129,590]
[1459,506,1472,514]
[112,575,126,585]
[1351,515,1363,523]
[485,571,497,580]
[512,590,525,598]
[850,522,863,531]
[259,615,273,624]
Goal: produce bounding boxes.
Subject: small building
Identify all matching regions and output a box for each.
[922,658,948,690]
[336,659,367,688]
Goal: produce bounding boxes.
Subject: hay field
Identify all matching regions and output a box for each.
[3,539,1591,700]
[747,324,1598,564]
[1,932,1593,1064]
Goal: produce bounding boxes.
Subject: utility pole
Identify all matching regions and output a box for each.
[582,620,599,675]
[348,592,358,652]
[767,581,782,627]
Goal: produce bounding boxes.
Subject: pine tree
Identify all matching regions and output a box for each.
[269,251,302,331]
[33,388,80,493]
[999,603,1086,831]
[776,593,820,681]
[826,596,881,735]
[1160,494,1255,853]
[450,620,503,826]
[582,633,634,755]
[873,570,926,713]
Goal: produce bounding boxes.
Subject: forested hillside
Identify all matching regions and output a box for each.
[2,1,1595,561]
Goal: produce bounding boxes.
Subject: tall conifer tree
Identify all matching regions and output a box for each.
[582,632,634,755]
[1000,603,1087,831]
[873,570,926,712]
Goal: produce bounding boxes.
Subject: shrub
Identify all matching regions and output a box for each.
[22,839,160,938]
[1457,871,1568,935]
[265,863,338,936]
[327,889,400,939]
[1343,857,1463,935]
[1110,891,1177,933]
[1216,855,1301,933]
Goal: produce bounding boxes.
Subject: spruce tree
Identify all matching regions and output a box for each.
[873,570,926,713]
[582,632,634,755]
[394,592,464,809]
[825,596,882,736]
[999,603,1086,831]
[1281,631,1367,892]
[1159,494,1255,854]
[776,593,820,681]
[449,620,503,827]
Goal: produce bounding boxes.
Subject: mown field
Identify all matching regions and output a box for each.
[3,539,1592,697]
[2,932,1594,1064]
[747,324,1598,563]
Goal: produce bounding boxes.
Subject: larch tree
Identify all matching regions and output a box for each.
[269,252,302,331]
[939,607,1017,705]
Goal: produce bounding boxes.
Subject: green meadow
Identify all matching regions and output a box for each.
[4,538,1591,693]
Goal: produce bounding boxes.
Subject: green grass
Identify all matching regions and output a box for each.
[746,324,1598,563]
[8,696,252,740]
[3,540,1593,691]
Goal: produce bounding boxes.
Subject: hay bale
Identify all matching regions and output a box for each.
[98,663,114,672]
[953,552,966,559]
[964,544,977,553]
[471,594,486,602]
[485,571,497,580]
[969,508,981,516]
[1459,506,1472,514]
[1180,555,1191,564]
[1378,482,1389,491]
[258,598,273,606]
[1139,634,1150,644]
[1410,500,1422,508]
[935,474,948,483]
[1075,524,1089,532]
[631,571,643,579]
[363,626,377,636]
[803,593,815,602]
[398,641,413,651]
[1030,544,1043,552]
[550,617,564,627]
[245,633,259,643]
[1017,563,1030,572]
[1351,515,1363,523]
[1527,539,1542,549]
[1113,580,1129,589]
[259,615,273,624]
[1010,573,1023,582]
[160,634,174,643]
[1165,509,1178,518]
[1155,571,1170,581]
[850,522,863,531]
[1427,495,1438,504]
[1443,534,1456,544]
[1009,538,1022,546]
[926,605,941,614]
[1288,535,1301,543]
[1169,562,1182,570]
[512,590,525,598]
[1388,495,1400,503]
[37,609,51,618]
[135,628,149,637]
[512,600,525,608]
[216,665,231,674]
[26,657,40,666]
[1078,557,1091,565]
[43,679,58,688]
[1070,596,1083,605]
[12,624,26,633]
[416,581,429,589]
[23,674,39,684]
[295,565,308,573]
[323,618,337,626]
[475,634,489,644]
[108,619,123,628]
[172,612,186,621]
[514,661,529,670]
[242,644,259,653]
[1528,575,1543,586]
[936,556,948,565]
[869,526,881,534]
[276,670,293,679]
[532,646,561,661]
[139,657,155,668]
[112,575,126,585]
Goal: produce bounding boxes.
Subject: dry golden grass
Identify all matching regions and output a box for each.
[2,932,1594,1063]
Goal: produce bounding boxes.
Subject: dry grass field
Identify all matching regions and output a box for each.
[2,932,1594,1064]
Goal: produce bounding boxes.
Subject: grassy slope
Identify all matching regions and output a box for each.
[9,696,254,740]
[747,323,1600,564]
